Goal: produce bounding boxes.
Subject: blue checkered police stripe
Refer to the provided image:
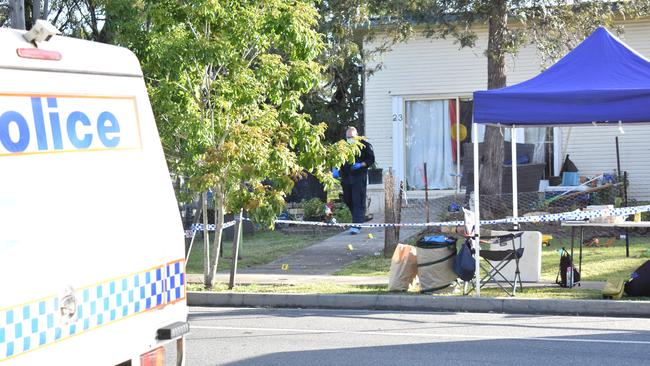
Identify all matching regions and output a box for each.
[0,260,186,361]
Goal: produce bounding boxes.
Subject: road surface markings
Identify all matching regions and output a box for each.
[191,325,650,346]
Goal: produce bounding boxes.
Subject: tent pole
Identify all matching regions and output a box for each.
[511,126,519,229]
[472,121,481,297]
[456,98,461,194]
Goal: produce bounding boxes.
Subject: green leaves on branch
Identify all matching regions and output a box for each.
[125,0,357,226]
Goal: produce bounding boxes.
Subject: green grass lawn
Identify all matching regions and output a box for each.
[186,282,606,299]
[186,229,334,274]
[334,254,390,276]
[187,282,388,294]
[335,237,650,283]
[187,231,650,300]
[541,238,650,281]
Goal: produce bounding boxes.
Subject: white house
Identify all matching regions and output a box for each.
[363,19,650,215]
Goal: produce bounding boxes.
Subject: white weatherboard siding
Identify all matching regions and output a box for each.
[561,125,650,200]
[364,26,541,178]
[365,19,650,200]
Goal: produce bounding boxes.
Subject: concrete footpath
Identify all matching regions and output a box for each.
[237,225,420,275]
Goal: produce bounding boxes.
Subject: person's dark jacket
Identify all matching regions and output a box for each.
[341,139,375,184]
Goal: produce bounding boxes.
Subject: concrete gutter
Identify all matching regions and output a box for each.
[188,292,650,318]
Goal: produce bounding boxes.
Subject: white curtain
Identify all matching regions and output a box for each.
[405,100,455,189]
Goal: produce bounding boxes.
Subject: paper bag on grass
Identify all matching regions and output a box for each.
[388,243,418,292]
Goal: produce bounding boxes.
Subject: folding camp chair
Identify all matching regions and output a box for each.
[461,209,525,296]
[476,232,525,296]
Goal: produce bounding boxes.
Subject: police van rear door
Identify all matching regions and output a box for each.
[0,28,187,365]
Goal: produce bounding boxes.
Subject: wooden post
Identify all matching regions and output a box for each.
[384,170,397,257]
[616,138,630,257]
[615,137,621,181]
[228,209,244,289]
[424,162,430,223]
[617,171,630,258]
[202,191,210,286]
[396,181,404,240]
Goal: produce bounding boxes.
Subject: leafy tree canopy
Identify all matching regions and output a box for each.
[130,0,357,226]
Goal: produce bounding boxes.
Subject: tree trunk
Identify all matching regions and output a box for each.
[10,0,26,30]
[383,171,397,257]
[479,0,508,199]
[206,187,225,288]
[202,191,210,286]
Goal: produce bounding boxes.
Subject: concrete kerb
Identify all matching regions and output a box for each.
[187,291,650,318]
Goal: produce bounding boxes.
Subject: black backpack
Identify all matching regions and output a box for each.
[624,260,650,297]
[453,238,476,281]
[556,248,580,287]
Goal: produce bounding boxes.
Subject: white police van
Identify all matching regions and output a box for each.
[0,22,188,365]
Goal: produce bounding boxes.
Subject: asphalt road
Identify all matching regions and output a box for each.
[186,306,650,366]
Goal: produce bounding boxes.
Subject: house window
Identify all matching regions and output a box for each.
[405,99,457,189]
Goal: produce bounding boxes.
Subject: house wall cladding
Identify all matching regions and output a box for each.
[364,20,650,200]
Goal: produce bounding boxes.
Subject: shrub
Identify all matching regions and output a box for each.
[334,205,352,223]
[302,197,325,221]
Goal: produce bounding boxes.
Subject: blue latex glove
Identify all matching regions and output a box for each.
[352,162,364,171]
[331,167,340,178]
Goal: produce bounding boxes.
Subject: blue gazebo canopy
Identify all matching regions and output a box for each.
[473,27,650,125]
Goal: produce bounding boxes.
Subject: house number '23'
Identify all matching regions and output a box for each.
[392,113,403,122]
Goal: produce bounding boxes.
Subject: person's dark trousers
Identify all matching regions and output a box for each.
[342,177,367,226]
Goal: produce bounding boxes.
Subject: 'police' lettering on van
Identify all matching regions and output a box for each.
[0,94,141,156]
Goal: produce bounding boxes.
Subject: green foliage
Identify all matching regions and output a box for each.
[116,0,359,227]
[0,2,8,28]
[302,198,325,221]
[301,1,369,142]
[333,205,352,223]
[1,0,143,43]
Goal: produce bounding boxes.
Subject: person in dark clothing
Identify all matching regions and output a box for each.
[338,126,375,234]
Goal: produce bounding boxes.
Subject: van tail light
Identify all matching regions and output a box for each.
[16,48,62,60]
[140,347,165,366]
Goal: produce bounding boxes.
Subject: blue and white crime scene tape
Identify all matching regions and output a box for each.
[184,220,237,238]
[185,205,650,231]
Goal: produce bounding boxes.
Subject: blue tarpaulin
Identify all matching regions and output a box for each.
[473,27,650,125]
